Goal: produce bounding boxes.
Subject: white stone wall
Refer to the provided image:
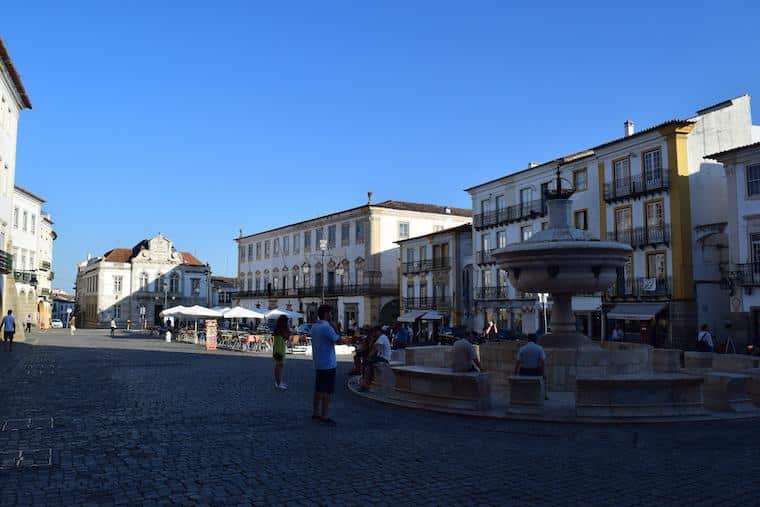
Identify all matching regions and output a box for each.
[0,66,22,247]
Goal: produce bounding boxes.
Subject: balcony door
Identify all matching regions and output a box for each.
[751,234,760,281]
[645,200,664,243]
[646,252,667,294]
[643,149,663,189]
[614,206,632,243]
[613,158,631,196]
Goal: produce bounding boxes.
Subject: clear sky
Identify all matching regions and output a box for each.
[4,0,760,291]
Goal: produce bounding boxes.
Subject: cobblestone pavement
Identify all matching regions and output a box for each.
[0,329,758,506]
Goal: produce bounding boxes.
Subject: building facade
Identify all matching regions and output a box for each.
[707,142,760,346]
[235,199,471,330]
[467,95,758,347]
[75,234,211,327]
[0,38,33,326]
[210,276,238,308]
[397,223,473,329]
[51,289,75,326]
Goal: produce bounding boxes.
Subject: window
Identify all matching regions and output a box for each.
[114,276,123,294]
[239,245,244,260]
[140,272,149,290]
[328,225,337,248]
[398,222,409,240]
[613,157,631,194]
[341,223,350,246]
[622,256,633,295]
[293,234,300,254]
[170,273,179,293]
[31,215,36,234]
[481,199,491,215]
[496,231,506,249]
[12,208,16,229]
[356,221,367,244]
[521,225,533,242]
[316,228,324,248]
[191,278,201,295]
[643,149,663,187]
[304,230,312,252]
[406,281,414,298]
[283,236,289,255]
[114,304,121,320]
[21,250,26,270]
[646,200,665,242]
[273,238,280,255]
[573,168,588,191]
[247,244,253,261]
[495,195,505,211]
[574,210,588,230]
[748,164,760,197]
[482,269,493,287]
[256,242,262,259]
[22,211,28,232]
[264,240,270,258]
[481,234,491,251]
[520,187,533,205]
[419,246,426,261]
[541,221,549,231]
[406,248,415,264]
[255,276,261,290]
[646,252,667,279]
[614,206,632,242]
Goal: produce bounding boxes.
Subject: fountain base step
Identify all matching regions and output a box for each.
[538,332,599,349]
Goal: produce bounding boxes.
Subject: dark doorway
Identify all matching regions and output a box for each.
[154,305,163,325]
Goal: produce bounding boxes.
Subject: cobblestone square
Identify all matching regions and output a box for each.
[0,329,758,505]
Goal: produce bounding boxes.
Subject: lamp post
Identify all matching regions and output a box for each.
[319,239,327,303]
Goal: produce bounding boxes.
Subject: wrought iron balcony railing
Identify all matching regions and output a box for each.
[39,261,51,271]
[13,270,37,285]
[603,170,670,202]
[476,249,497,265]
[402,258,451,274]
[473,198,548,230]
[607,276,671,299]
[403,297,451,311]
[235,283,398,299]
[731,263,760,286]
[605,225,671,248]
[474,286,510,300]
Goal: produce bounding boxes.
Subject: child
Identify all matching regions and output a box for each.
[272,315,289,390]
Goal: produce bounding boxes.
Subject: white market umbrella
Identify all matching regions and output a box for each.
[265,308,303,319]
[224,306,266,319]
[178,305,224,318]
[159,306,189,317]
[211,306,231,314]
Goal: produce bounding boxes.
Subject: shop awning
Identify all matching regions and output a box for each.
[607,303,668,321]
[398,310,427,323]
[572,296,602,312]
[421,310,444,320]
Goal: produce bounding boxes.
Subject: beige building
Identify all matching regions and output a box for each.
[235,198,471,329]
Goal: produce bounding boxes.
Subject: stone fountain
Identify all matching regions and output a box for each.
[492,166,632,349]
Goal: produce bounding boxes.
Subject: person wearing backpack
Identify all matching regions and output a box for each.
[697,324,714,352]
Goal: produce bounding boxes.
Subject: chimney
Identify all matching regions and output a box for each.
[367,191,373,205]
[528,162,540,168]
[624,120,635,137]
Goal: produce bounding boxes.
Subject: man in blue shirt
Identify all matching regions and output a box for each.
[1,310,17,352]
[393,323,410,349]
[311,304,341,424]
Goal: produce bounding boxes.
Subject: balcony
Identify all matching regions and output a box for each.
[607,276,671,299]
[474,286,510,300]
[476,249,497,265]
[39,261,51,271]
[235,283,398,299]
[403,296,451,311]
[402,258,451,274]
[13,270,38,285]
[0,250,11,274]
[605,225,671,249]
[731,263,760,286]
[603,170,670,203]
[474,199,548,230]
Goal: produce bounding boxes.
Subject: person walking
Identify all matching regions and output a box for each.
[1,310,17,352]
[69,315,76,336]
[272,315,289,390]
[25,314,33,334]
[697,324,714,352]
[311,304,341,424]
[110,318,117,337]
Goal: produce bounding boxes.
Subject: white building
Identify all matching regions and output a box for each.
[466,96,758,347]
[51,289,75,326]
[397,223,473,331]
[11,186,56,325]
[75,234,211,327]
[706,141,760,346]
[210,276,238,308]
[235,199,471,330]
[0,38,32,319]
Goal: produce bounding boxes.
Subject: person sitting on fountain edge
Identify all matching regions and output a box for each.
[452,333,482,372]
[514,334,545,377]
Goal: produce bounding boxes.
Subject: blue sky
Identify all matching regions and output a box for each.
[5,0,760,291]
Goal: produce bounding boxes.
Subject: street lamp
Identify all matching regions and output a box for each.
[319,239,327,303]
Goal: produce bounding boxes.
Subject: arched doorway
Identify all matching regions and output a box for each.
[379,299,400,325]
